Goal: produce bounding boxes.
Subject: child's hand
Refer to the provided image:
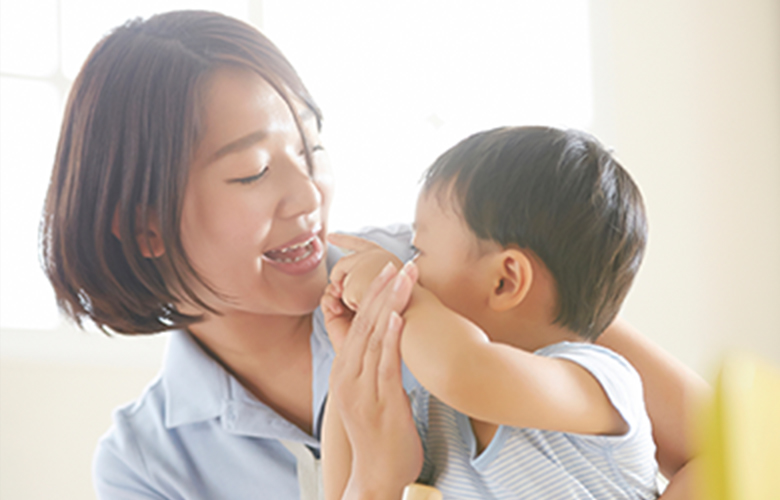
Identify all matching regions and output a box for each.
[321,282,354,355]
[328,233,403,311]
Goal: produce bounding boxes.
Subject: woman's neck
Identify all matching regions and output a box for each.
[188,311,316,434]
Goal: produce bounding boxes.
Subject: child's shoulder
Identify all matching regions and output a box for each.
[535,341,636,375]
[536,341,648,434]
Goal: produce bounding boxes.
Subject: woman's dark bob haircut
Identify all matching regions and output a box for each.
[41,10,322,334]
[422,126,648,341]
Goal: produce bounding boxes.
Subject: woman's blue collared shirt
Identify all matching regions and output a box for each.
[92,225,416,499]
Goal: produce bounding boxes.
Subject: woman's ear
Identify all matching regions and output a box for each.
[488,248,533,312]
[111,207,166,258]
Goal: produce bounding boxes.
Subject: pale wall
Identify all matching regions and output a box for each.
[1,2,779,499]
[590,0,780,377]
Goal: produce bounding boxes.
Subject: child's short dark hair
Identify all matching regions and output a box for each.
[40,11,321,334]
[422,126,647,341]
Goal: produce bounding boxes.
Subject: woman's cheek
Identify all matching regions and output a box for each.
[314,169,335,213]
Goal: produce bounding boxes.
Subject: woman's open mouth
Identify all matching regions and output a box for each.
[263,237,316,263]
[261,230,325,276]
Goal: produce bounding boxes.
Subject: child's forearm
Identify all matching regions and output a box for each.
[322,396,352,500]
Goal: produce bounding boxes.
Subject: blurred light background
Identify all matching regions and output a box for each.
[1,1,778,498]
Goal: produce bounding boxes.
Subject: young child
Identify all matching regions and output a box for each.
[323,125,659,499]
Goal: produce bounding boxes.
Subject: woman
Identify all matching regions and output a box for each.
[41,10,705,499]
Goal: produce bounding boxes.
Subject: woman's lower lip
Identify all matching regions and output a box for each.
[261,236,325,276]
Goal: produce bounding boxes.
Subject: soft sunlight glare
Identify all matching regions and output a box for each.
[264,0,592,232]
[0,0,591,330]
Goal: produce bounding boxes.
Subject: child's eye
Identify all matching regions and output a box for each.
[229,166,269,185]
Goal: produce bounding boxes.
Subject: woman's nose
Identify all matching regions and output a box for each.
[278,154,322,220]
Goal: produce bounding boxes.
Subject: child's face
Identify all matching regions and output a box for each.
[178,66,334,318]
[411,187,500,326]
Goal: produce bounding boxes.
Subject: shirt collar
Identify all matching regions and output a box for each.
[162,330,230,428]
[161,246,343,436]
[160,329,323,448]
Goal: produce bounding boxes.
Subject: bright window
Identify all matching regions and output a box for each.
[263,0,593,232]
[0,0,591,333]
[0,0,250,331]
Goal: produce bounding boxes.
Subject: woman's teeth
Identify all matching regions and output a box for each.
[264,238,315,263]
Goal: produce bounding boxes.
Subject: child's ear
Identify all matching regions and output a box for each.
[111,207,166,258]
[488,249,533,312]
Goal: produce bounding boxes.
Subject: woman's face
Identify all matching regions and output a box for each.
[179,66,334,319]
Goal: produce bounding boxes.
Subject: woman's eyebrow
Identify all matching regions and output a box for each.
[211,130,268,162]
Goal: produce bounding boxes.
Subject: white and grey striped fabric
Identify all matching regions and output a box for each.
[412,342,659,500]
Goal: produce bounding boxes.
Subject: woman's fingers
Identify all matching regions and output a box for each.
[359,263,417,393]
[338,262,398,379]
[364,262,417,345]
[376,311,404,400]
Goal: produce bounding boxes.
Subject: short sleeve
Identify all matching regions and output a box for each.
[536,342,648,444]
[327,224,416,270]
[93,427,165,500]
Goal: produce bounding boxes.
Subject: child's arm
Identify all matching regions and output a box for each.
[329,235,624,435]
[322,262,423,500]
[399,280,626,435]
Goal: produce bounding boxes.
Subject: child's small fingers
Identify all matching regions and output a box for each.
[327,233,381,253]
[322,285,343,311]
[328,298,344,316]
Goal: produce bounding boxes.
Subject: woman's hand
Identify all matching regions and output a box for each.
[329,262,423,500]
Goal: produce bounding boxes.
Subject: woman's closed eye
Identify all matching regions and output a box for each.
[229,166,269,185]
[299,144,325,156]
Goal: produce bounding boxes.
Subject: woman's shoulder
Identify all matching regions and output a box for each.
[96,374,167,454]
[333,223,415,260]
[92,375,167,494]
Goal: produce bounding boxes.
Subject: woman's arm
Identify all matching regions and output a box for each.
[322,262,423,500]
[597,318,711,497]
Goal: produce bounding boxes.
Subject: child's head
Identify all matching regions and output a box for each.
[41,11,327,334]
[418,126,647,341]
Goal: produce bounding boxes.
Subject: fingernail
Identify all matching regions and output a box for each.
[393,269,408,292]
[388,311,402,330]
[379,261,396,279]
